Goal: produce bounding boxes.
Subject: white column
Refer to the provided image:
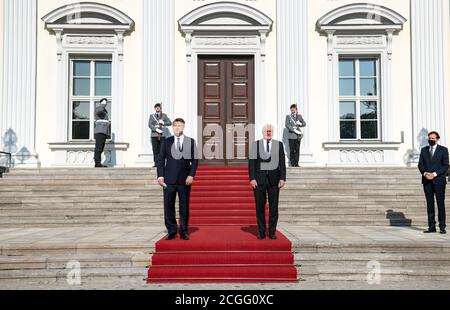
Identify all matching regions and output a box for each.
[411,0,446,161]
[1,0,38,167]
[276,0,314,163]
[137,0,175,165]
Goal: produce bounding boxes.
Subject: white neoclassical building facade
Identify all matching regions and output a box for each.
[1,0,449,167]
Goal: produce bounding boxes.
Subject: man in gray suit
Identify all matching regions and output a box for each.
[285,104,306,167]
[94,98,111,168]
[149,103,172,167]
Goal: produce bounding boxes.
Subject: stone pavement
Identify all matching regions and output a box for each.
[0,224,449,290]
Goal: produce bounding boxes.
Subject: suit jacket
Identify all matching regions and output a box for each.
[285,114,306,140]
[248,139,286,186]
[94,106,111,137]
[157,136,199,185]
[149,113,172,138]
[418,145,449,185]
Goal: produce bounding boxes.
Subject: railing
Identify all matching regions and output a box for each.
[0,151,12,170]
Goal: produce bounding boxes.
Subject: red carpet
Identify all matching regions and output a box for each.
[147,166,298,283]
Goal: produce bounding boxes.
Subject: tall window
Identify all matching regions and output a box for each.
[339,57,380,140]
[70,57,112,140]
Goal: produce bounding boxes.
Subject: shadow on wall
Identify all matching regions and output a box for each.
[2,128,32,167]
[107,133,117,167]
[403,128,430,166]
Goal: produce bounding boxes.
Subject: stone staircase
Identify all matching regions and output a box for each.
[0,167,449,286]
[0,167,440,227]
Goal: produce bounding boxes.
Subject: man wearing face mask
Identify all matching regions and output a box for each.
[418,132,449,234]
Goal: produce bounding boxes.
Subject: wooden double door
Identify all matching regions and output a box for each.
[198,55,255,166]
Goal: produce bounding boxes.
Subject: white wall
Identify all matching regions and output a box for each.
[31,0,443,167]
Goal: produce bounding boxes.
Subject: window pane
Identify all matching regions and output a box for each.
[73,78,90,96]
[72,101,90,120]
[361,101,378,120]
[95,62,112,77]
[340,78,355,96]
[360,59,377,77]
[73,61,90,77]
[340,101,356,120]
[361,121,378,139]
[340,121,357,139]
[95,78,112,96]
[360,78,377,96]
[72,121,90,140]
[95,100,112,119]
[339,60,355,77]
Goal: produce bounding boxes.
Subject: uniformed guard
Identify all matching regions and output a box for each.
[285,104,306,167]
[149,103,172,167]
[94,98,111,168]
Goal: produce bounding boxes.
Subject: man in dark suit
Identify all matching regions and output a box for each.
[249,124,287,240]
[418,131,449,234]
[157,118,199,240]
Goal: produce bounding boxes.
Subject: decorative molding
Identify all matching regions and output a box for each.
[49,142,129,166]
[42,2,135,29]
[195,37,257,46]
[339,150,385,164]
[336,36,385,46]
[317,3,407,32]
[179,2,273,62]
[323,142,401,165]
[1,0,39,167]
[65,35,116,45]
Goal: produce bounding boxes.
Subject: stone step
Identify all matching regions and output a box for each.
[299,265,450,281]
[0,267,148,283]
[1,243,154,257]
[0,253,150,270]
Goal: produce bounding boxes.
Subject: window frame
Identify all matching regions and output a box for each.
[69,55,113,142]
[338,55,381,141]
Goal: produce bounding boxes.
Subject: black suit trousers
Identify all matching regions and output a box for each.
[423,182,447,230]
[151,137,165,162]
[94,133,107,165]
[253,176,280,235]
[289,139,300,166]
[164,184,191,235]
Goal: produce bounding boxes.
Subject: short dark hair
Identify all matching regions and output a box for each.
[290,104,297,109]
[428,131,441,139]
[154,103,161,108]
[173,118,185,125]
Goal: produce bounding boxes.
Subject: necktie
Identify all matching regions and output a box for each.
[430,147,434,158]
[177,138,182,152]
[266,140,270,156]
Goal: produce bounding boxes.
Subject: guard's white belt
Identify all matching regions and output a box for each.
[95,120,110,123]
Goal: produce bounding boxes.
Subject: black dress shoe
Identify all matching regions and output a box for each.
[257,233,266,240]
[424,229,437,233]
[95,164,107,168]
[180,234,190,240]
[440,230,447,234]
[165,233,176,240]
[268,234,277,240]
